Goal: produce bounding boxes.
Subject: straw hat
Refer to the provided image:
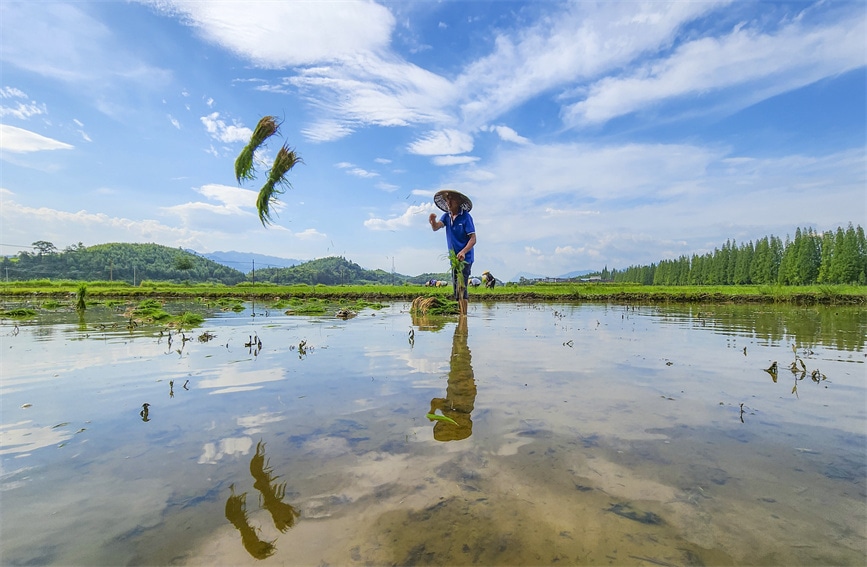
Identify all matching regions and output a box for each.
[434,190,472,213]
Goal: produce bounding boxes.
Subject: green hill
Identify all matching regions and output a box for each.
[2,242,245,285]
[252,256,414,285]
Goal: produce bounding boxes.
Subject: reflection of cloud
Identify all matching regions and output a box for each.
[198,436,253,464]
[0,420,73,455]
[238,413,286,435]
[198,367,286,394]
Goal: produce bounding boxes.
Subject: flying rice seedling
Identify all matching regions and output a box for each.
[256,144,302,226]
[234,116,279,184]
[233,115,304,226]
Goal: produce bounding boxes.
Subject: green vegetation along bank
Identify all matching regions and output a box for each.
[1,280,864,306]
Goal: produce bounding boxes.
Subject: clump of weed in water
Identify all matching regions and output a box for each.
[75,284,87,311]
[1,307,37,319]
[174,312,204,327]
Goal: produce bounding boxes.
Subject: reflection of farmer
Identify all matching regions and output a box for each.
[429,190,476,317]
[429,318,476,441]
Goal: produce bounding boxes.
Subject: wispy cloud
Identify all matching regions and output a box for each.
[0,88,48,120]
[0,124,73,153]
[563,10,867,126]
[408,129,474,156]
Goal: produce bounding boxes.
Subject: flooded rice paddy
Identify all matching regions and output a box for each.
[1,300,865,566]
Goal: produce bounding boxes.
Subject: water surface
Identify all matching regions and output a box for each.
[1,301,865,565]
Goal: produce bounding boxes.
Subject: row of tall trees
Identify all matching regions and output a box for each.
[608,224,866,286]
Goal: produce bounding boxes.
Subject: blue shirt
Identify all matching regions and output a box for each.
[440,210,475,264]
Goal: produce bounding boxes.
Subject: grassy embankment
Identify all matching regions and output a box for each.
[1,279,864,305]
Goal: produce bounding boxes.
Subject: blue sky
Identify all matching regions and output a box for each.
[1,1,864,280]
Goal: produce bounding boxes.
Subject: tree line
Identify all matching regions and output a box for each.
[601,223,866,286]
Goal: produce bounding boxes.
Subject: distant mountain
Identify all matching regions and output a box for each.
[193,250,302,272]
[558,269,594,279]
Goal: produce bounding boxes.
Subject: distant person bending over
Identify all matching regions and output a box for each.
[482,270,496,289]
[429,190,476,316]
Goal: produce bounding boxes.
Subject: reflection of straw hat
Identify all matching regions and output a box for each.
[434,190,472,213]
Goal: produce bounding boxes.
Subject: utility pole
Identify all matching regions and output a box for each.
[251,259,255,286]
[133,265,136,287]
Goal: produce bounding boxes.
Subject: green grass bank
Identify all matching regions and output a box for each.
[1,279,864,305]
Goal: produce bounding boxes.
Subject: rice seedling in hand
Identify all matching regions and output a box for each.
[234,115,279,184]
[448,249,467,297]
[257,144,302,226]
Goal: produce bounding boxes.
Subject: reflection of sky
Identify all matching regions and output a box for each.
[0,303,864,566]
[0,420,73,456]
[198,367,286,394]
[198,437,253,464]
[198,412,287,464]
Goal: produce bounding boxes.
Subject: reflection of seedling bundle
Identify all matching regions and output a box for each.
[224,440,299,559]
[250,441,300,533]
[224,484,276,560]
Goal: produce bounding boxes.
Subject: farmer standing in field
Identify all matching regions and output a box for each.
[429,190,476,316]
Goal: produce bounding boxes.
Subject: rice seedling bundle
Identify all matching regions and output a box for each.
[234,115,279,184]
[257,144,302,226]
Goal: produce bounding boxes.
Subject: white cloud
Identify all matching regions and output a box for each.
[301,119,355,143]
[454,2,727,127]
[0,2,172,98]
[0,196,205,250]
[376,181,399,192]
[408,129,474,156]
[0,87,27,99]
[168,114,180,129]
[563,9,867,126]
[364,203,433,231]
[483,124,529,145]
[0,92,48,120]
[149,0,395,67]
[345,168,378,178]
[0,124,74,153]
[295,228,326,240]
[431,155,479,166]
[200,112,252,143]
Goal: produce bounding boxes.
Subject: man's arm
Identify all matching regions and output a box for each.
[458,233,477,261]
[429,213,444,231]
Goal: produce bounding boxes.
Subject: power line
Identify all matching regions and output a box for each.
[0,243,36,249]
